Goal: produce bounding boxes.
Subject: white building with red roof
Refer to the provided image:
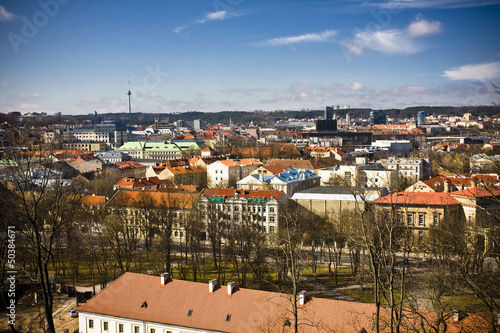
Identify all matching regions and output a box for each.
[77,272,487,333]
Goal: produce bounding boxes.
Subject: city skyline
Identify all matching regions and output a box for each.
[0,0,500,115]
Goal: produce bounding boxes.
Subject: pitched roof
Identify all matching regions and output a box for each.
[113,176,162,189]
[263,165,289,175]
[81,195,106,207]
[373,192,461,206]
[77,272,376,333]
[78,272,486,333]
[451,186,500,198]
[107,190,198,209]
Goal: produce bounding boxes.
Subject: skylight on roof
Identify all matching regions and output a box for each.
[187,309,193,316]
[225,314,231,322]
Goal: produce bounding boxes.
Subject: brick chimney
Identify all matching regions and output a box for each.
[209,279,217,293]
[160,273,170,286]
[227,281,236,296]
[443,179,450,193]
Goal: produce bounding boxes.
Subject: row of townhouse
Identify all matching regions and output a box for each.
[104,187,288,238]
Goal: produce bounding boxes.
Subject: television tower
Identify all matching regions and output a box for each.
[127,76,132,114]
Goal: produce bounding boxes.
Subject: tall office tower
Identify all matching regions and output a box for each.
[417,111,426,126]
[325,106,334,120]
[370,110,386,126]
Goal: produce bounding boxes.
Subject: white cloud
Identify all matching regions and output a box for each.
[351,30,418,54]
[443,61,500,80]
[205,11,228,21]
[258,30,337,46]
[0,5,16,22]
[407,15,443,37]
[344,82,365,91]
[173,25,187,33]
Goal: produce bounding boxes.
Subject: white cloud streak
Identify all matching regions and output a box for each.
[350,30,419,55]
[0,5,16,22]
[443,61,500,80]
[258,30,337,46]
[174,11,233,33]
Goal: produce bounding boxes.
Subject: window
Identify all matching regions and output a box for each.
[88,319,94,329]
[226,314,232,322]
[187,309,193,316]
[270,207,275,213]
[270,226,275,233]
[270,216,275,223]
[418,214,424,227]
[150,329,156,333]
[433,214,439,225]
[407,214,414,225]
[418,230,424,242]
[134,326,140,333]
[118,324,124,333]
[103,322,109,331]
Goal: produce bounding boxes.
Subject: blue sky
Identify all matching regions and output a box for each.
[0,0,499,115]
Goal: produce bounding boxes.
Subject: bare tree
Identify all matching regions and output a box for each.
[5,149,83,333]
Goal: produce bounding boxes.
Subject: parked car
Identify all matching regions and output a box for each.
[69,309,78,318]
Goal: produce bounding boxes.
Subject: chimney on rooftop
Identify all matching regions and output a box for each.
[227,281,236,296]
[453,309,459,322]
[444,179,450,193]
[209,279,217,293]
[161,272,170,286]
[299,290,307,307]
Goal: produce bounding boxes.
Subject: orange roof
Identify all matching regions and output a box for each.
[114,176,162,189]
[263,165,289,175]
[373,192,461,206]
[201,188,284,201]
[166,165,206,175]
[451,186,500,198]
[108,190,198,209]
[78,272,487,333]
[115,161,146,170]
[81,195,106,207]
[77,272,375,333]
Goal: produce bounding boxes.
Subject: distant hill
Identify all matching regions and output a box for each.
[71,105,500,126]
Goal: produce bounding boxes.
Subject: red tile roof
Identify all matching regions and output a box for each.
[373,192,461,206]
[451,186,500,198]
